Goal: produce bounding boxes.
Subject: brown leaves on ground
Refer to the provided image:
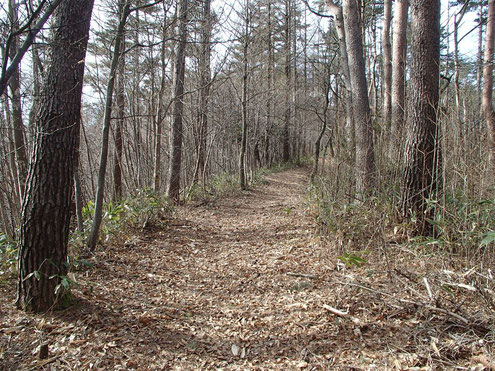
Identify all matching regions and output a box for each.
[1,168,494,370]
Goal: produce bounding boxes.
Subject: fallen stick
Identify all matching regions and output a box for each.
[330,280,470,325]
[322,304,362,326]
[286,272,318,280]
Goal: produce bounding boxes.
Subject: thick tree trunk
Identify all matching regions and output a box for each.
[166,0,188,202]
[390,0,409,159]
[482,0,495,181]
[17,0,94,312]
[400,0,441,236]
[342,0,375,195]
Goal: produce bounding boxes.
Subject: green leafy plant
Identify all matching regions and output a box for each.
[337,252,368,268]
[0,233,18,278]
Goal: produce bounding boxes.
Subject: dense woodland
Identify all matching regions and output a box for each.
[0,0,495,368]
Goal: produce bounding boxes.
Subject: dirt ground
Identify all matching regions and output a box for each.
[1,168,494,370]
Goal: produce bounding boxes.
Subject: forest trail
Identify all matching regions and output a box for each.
[2,168,492,369]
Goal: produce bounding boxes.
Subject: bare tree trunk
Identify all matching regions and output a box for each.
[166,0,188,202]
[153,5,171,192]
[282,0,291,162]
[17,0,94,312]
[311,72,331,182]
[264,0,274,167]
[400,0,441,236]
[87,1,131,251]
[8,0,28,202]
[193,0,211,185]
[477,1,484,121]
[390,0,409,159]
[239,0,249,190]
[454,3,469,131]
[382,0,392,130]
[325,0,354,160]
[113,2,126,201]
[342,0,375,195]
[482,0,495,182]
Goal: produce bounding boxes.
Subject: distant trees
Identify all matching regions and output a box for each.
[17,0,94,312]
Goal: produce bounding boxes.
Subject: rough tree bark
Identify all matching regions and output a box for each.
[342,0,375,195]
[400,0,441,236]
[113,1,126,201]
[390,0,409,159]
[17,0,94,312]
[166,0,188,202]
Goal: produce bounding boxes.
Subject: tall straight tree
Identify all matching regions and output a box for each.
[87,0,131,252]
[113,0,127,201]
[17,0,94,312]
[325,0,354,155]
[166,0,188,202]
[239,0,250,190]
[382,0,392,129]
[342,0,375,195]
[400,0,441,236]
[483,0,495,181]
[8,0,28,202]
[193,0,212,185]
[390,0,409,159]
[282,0,292,162]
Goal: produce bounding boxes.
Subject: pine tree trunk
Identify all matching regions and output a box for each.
[342,0,375,195]
[166,0,188,202]
[17,0,94,312]
[390,0,409,160]
[113,7,125,201]
[400,0,441,236]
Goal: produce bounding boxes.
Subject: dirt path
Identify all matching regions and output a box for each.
[2,168,492,369]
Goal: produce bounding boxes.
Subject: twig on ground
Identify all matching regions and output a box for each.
[330,280,472,326]
[286,272,318,279]
[322,304,362,326]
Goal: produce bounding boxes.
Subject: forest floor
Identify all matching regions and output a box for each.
[1,167,495,370]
